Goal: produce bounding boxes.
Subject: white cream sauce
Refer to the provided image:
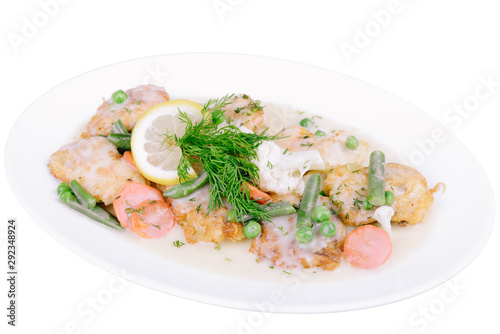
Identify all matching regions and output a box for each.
[116,99,436,283]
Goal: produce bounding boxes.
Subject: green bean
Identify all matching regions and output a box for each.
[65,199,124,231]
[107,133,131,150]
[58,185,124,231]
[163,170,209,199]
[231,201,296,223]
[110,119,129,135]
[57,182,71,196]
[366,151,386,206]
[69,180,97,210]
[59,189,75,204]
[264,201,297,217]
[296,173,321,229]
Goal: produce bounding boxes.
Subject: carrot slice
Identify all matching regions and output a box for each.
[242,182,271,204]
[122,151,137,170]
[113,182,164,229]
[130,200,175,238]
[343,225,392,269]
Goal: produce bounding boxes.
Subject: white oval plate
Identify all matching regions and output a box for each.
[6,53,495,313]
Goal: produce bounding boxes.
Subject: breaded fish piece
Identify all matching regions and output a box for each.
[324,163,442,226]
[222,94,265,132]
[250,198,347,271]
[250,217,347,271]
[82,85,170,138]
[275,126,369,169]
[168,186,245,244]
[269,193,301,207]
[48,137,146,205]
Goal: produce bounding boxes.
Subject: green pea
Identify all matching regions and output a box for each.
[346,136,359,150]
[112,90,128,104]
[295,226,314,243]
[300,118,314,128]
[315,130,326,137]
[226,209,237,222]
[363,198,373,210]
[243,221,262,239]
[385,191,395,205]
[319,221,337,237]
[212,112,225,126]
[313,206,331,223]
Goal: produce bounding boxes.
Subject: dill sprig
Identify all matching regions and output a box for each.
[172,95,279,222]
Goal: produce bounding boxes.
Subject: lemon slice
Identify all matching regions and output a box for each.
[131,100,203,185]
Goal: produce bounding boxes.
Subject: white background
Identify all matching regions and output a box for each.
[1,0,498,333]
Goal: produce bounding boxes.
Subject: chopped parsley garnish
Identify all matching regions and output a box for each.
[173,240,185,248]
[278,226,289,236]
[353,197,363,210]
[248,99,263,112]
[355,190,365,198]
